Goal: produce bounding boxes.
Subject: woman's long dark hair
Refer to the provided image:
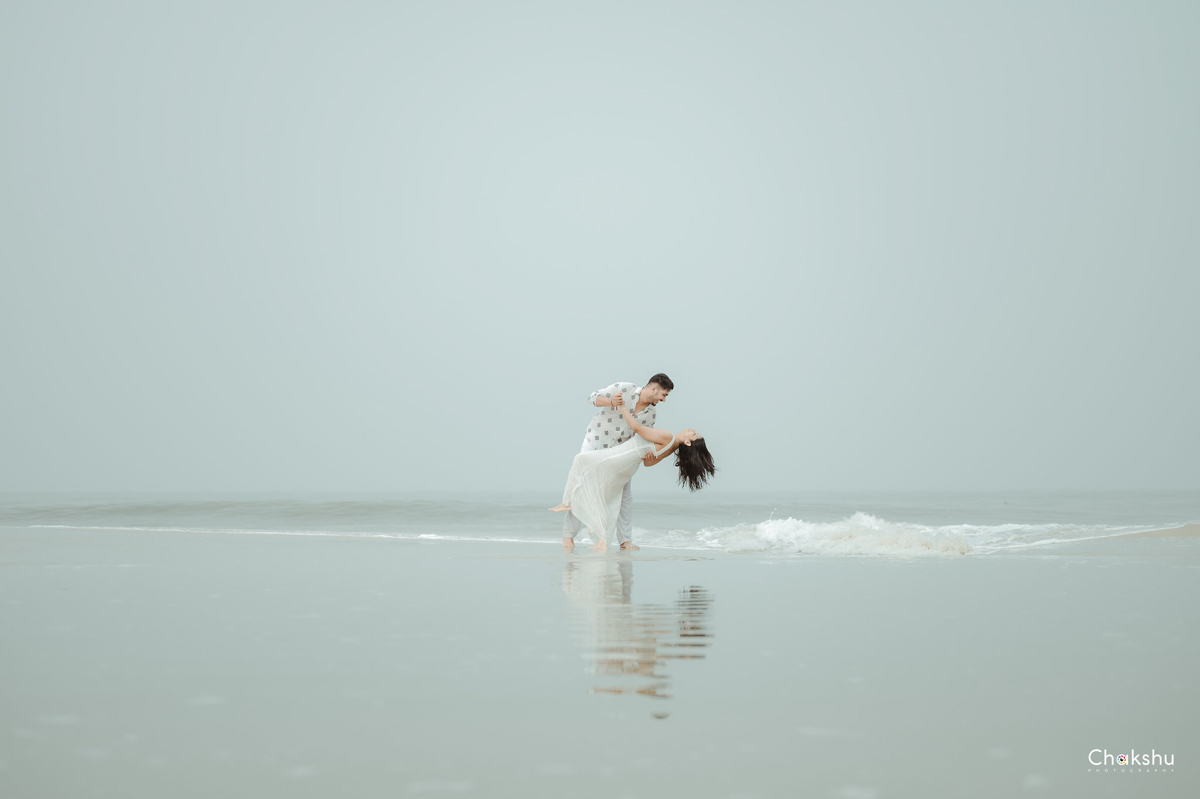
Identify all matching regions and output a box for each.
[675,438,715,491]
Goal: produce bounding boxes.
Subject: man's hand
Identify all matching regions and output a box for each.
[612,392,625,409]
[642,453,657,467]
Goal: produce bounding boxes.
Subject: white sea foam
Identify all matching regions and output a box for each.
[26,516,1184,557]
[633,512,1167,557]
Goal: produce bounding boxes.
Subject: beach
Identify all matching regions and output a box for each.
[2,494,1197,798]
[5,0,1198,795]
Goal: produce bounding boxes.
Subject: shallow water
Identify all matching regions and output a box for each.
[1,516,1197,798]
[3,490,1198,557]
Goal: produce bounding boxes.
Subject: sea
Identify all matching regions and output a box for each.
[3,489,1197,557]
[4,489,1199,797]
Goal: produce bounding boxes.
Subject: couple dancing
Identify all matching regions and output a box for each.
[551,373,715,552]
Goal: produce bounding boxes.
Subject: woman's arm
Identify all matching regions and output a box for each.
[618,399,673,446]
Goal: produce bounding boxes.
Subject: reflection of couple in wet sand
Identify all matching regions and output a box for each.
[560,558,714,706]
[551,374,715,552]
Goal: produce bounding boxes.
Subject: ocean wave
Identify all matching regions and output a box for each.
[25,515,1181,557]
[634,512,1163,557]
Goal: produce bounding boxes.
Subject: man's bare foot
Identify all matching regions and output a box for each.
[620,542,640,551]
[562,536,575,552]
[549,504,571,513]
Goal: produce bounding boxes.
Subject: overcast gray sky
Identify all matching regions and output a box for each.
[1,1,1197,493]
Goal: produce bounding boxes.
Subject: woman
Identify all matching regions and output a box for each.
[551,396,716,550]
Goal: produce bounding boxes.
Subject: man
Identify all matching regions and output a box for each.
[562,373,676,552]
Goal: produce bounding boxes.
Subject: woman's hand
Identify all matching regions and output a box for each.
[616,394,637,426]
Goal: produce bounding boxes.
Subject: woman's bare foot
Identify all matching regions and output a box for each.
[589,540,608,551]
[620,542,640,551]
[549,504,571,513]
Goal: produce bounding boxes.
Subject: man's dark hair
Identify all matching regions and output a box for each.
[647,373,674,391]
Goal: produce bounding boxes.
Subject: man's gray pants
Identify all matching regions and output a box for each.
[562,440,634,544]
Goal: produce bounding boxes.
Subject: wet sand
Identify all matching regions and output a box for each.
[1128,523,1200,538]
[1,525,1197,798]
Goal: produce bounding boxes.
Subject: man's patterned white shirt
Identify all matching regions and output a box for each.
[582,382,657,450]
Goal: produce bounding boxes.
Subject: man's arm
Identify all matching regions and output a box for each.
[589,382,633,407]
[642,428,695,466]
[642,451,669,467]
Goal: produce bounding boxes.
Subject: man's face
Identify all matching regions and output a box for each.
[645,384,670,405]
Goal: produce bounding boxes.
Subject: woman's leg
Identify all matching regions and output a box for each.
[555,450,585,538]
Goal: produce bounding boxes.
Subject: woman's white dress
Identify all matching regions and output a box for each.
[561,433,674,545]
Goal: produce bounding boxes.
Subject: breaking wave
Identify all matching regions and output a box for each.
[635,512,1164,557]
